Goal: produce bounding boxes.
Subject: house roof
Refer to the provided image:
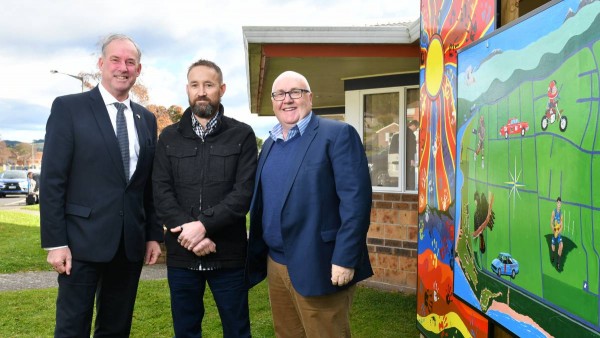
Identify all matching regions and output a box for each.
[376,122,400,134]
[242,20,420,116]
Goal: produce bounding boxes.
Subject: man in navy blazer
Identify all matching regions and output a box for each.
[247,71,373,337]
[40,34,163,337]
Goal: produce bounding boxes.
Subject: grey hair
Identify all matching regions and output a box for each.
[101,33,142,61]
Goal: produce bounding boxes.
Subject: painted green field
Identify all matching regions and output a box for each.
[458,61,600,329]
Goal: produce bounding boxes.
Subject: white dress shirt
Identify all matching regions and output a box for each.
[98,84,140,180]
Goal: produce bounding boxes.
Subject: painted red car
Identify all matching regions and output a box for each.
[499,118,529,138]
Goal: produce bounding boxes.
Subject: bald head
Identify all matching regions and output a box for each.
[272,71,311,93]
[270,70,313,134]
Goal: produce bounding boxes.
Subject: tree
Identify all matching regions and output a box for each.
[167,105,183,123]
[256,137,264,152]
[79,70,179,134]
[0,140,10,166]
[146,104,184,135]
[131,80,149,106]
[146,104,170,135]
[13,143,33,167]
[79,71,149,105]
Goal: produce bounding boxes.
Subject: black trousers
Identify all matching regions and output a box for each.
[54,241,143,338]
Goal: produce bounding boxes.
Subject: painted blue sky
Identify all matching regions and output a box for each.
[0,0,419,143]
[458,0,582,73]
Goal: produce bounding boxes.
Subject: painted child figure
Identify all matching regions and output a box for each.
[546,80,559,123]
[472,115,485,169]
[550,196,564,269]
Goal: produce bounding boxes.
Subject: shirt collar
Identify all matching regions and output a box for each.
[98,84,131,109]
[191,110,221,140]
[269,112,313,142]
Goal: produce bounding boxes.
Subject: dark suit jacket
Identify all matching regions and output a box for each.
[247,115,373,297]
[40,86,163,262]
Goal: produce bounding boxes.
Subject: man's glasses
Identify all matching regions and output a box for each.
[271,89,310,101]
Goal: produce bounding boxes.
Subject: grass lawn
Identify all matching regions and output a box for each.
[0,210,418,337]
[20,204,40,211]
[0,280,418,337]
[0,210,48,273]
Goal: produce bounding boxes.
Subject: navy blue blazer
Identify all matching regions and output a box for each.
[247,115,373,297]
[40,86,163,262]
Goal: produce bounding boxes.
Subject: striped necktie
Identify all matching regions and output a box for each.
[114,102,130,182]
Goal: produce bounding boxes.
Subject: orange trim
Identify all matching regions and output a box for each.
[261,43,420,58]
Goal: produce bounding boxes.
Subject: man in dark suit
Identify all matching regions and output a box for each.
[246,71,373,337]
[40,34,163,337]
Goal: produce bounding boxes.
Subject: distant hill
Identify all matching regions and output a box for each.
[3,140,20,148]
[1,139,44,148]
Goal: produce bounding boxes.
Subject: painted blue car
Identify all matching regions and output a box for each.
[0,170,29,197]
[491,252,519,279]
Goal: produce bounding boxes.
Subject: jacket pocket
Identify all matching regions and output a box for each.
[166,145,198,183]
[65,203,92,218]
[208,144,241,181]
[321,229,338,243]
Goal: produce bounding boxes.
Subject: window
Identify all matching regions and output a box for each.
[358,86,420,192]
[499,0,552,27]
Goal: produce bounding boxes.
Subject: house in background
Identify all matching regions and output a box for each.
[375,122,399,150]
[242,22,421,292]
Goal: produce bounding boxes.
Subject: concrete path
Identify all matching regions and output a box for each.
[0,263,167,292]
[0,206,168,292]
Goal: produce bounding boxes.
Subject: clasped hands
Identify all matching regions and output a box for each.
[171,221,216,257]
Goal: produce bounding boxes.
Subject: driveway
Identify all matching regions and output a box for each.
[0,195,27,209]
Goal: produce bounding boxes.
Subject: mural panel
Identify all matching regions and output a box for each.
[455,0,600,336]
[417,0,495,336]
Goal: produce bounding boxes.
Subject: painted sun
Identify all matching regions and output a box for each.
[418,0,494,213]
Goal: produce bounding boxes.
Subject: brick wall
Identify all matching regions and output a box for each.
[362,192,418,293]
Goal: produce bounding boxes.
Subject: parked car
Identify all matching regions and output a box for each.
[499,118,529,138]
[369,133,401,187]
[370,149,390,186]
[0,170,30,197]
[491,252,519,279]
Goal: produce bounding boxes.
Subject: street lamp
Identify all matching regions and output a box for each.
[50,70,84,92]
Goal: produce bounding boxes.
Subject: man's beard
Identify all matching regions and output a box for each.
[191,100,217,119]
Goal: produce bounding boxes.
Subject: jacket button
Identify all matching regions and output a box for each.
[119,211,124,216]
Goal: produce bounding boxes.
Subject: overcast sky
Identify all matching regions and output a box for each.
[0,0,419,143]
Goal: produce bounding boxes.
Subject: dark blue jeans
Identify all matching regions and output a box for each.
[167,266,251,338]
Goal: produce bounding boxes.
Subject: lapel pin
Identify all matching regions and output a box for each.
[136,114,140,119]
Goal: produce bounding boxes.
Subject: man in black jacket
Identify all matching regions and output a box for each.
[153,59,257,338]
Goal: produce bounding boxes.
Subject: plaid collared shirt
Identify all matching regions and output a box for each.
[191,110,221,141]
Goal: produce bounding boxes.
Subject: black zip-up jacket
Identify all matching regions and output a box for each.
[152,105,257,270]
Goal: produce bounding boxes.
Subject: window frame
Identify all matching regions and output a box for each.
[346,85,419,194]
